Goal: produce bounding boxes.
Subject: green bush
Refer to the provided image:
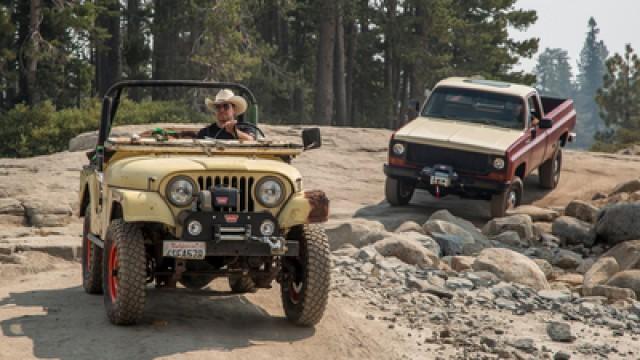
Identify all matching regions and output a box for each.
[0,99,207,158]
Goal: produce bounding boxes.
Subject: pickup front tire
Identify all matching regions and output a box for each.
[490,177,523,218]
[385,177,415,206]
[539,146,562,189]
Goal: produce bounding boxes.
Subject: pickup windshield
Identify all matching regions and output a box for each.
[422,87,525,130]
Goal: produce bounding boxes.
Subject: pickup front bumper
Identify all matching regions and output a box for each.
[384,164,510,195]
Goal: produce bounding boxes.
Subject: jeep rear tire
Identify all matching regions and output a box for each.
[385,177,415,206]
[490,177,523,218]
[539,146,562,189]
[228,275,256,293]
[103,219,146,325]
[82,206,103,294]
[281,225,330,327]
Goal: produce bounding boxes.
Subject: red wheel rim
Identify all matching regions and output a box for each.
[289,281,303,304]
[108,245,118,301]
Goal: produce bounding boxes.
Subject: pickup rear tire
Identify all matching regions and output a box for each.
[490,177,523,218]
[82,206,103,294]
[281,225,330,327]
[103,219,146,325]
[385,177,415,206]
[539,146,562,189]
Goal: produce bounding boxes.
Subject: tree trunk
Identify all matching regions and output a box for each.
[333,3,347,126]
[384,0,396,128]
[125,0,145,101]
[312,3,336,125]
[95,0,121,97]
[26,0,41,105]
[345,20,357,126]
[152,0,177,99]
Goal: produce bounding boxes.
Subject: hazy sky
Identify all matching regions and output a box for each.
[510,0,640,76]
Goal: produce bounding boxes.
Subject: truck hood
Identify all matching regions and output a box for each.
[394,117,523,155]
[105,156,301,190]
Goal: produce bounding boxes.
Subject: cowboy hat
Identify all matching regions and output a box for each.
[205,89,248,115]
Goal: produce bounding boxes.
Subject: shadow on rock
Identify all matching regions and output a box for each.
[0,285,314,360]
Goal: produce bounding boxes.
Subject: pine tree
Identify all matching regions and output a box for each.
[534,48,574,98]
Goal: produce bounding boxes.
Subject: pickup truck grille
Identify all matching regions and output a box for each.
[196,175,256,212]
[406,144,492,175]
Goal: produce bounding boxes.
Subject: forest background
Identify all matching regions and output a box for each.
[0,0,638,157]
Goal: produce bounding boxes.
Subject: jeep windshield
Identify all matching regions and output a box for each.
[422,87,525,130]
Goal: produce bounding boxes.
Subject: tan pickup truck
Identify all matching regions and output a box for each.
[384,77,577,217]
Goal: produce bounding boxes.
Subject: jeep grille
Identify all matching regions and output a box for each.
[406,144,492,175]
[196,175,256,212]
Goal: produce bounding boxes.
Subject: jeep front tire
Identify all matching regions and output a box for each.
[490,176,523,218]
[281,225,330,326]
[385,177,415,206]
[103,219,146,325]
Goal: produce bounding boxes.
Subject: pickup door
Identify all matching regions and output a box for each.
[527,93,549,170]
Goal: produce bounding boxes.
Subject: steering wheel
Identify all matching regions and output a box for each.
[237,122,265,139]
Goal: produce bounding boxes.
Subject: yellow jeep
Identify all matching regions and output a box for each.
[79,80,330,326]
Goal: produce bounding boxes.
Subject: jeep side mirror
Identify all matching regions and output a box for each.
[540,117,553,129]
[302,128,321,150]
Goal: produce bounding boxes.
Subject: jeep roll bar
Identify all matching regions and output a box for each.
[95,80,259,171]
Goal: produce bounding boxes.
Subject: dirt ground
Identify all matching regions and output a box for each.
[1,125,640,359]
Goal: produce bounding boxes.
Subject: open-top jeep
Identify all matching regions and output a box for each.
[79,80,330,326]
[385,77,577,217]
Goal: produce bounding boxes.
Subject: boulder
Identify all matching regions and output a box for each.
[600,240,640,270]
[394,221,425,235]
[507,205,559,222]
[533,259,553,279]
[373,235,438,268]
[427,210,489,244]
[610,179,640,196]
[472,248,550,290]
[533,222,553,237]
[546,322,575,342]
[325,219,386,250]
[595,203,640,245]
[450,256,475,272]
[588,285,637,301]
[483,215,535,244]
[605,270,640,298]
[576,257,596,274]
[400,231,440,256]
[490,231,525,247]
[551,216,595,247]
[564,200,599,224]
[554,273,584,287]
[423,219,486,255]
[429,232,463,256]
[583,256,619,294]
[552,249,583,270]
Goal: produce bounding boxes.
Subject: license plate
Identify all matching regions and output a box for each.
[162,241,206,260]
[430,172,451,187]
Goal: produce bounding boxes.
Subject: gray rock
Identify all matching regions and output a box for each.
[576,257,596,274]
[595,203,640,245]
[583,256,619,294]
[610,179,640,196]
[631,301,640,316]
[538,289,571,303]
[325,219,386,250]
[333,256,357,267]
[465,271,499,288]
[552,249,583,270]
[427,209,489,244]
[507,205,559,222]
[333,244,359,257]
[533,259,553,279]
[483,214,535,244]
[552,216,595,247]
[429,232,464,257]
[554,351,571,360]
[510,338,537,353]
[495,298,517,310]
[472,248,550,290]
[354,246,380,262]
[540,233,561,248]
[423,219,485,256]
[565,200,599,224]
[394,221,425,235]
[547,322,576,342]
[588,285,636,301]
[600,240,640,271]
[377,257,405,271]
[491,231,525,247]
[605,270,640,298]
[445,277,474,290]
[373,233,439,268]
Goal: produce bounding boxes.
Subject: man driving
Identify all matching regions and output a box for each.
[197,89,256,140]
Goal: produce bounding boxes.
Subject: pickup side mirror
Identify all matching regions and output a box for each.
[302,128,322,150]
[539,117,553,129]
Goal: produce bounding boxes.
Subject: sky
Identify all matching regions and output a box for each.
[509,0,640,76]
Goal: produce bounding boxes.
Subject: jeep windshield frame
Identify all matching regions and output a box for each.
[95,80,258,170]
[421,86,525,130]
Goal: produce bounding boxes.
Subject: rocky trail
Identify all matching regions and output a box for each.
[1,125,640,359]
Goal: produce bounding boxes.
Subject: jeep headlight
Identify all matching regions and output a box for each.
[166,176,196,206]
[392,143,406,156]
[255,177,285,208]
[493,157,505,170]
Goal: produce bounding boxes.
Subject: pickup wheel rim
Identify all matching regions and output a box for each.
[553,151,562,184]
[107,245,119,302]
[399,181,412,198]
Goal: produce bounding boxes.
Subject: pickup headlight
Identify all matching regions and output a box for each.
[166,176,196,206]
[392,143,406,156]
[493,157,506,170]
[255,177,285,208]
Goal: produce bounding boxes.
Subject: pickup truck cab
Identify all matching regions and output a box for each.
[384,77,577,217]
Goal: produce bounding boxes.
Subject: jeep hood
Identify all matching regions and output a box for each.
[394,117,523,155]
[105,156,302,190]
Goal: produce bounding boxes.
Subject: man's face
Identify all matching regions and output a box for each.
[215,103,235,123]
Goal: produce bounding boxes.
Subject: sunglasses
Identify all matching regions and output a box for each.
[214,103,233,111]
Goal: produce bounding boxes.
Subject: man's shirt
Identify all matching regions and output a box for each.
[196,122,256,140]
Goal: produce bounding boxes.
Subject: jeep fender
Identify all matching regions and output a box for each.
[278,190,329,228]
[104,189,175,237]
